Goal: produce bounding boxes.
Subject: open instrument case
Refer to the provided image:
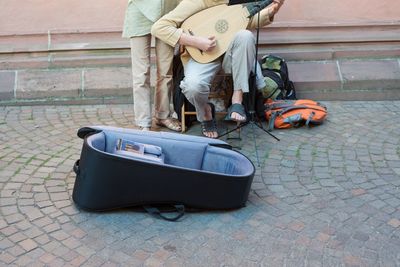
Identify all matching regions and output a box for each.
[72,126,255,218]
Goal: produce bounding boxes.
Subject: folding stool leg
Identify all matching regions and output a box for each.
[181,103,186,133]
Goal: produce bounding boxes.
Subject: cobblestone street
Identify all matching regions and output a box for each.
[1,101,400,266]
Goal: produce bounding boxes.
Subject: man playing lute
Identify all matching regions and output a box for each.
[152,0,285,138]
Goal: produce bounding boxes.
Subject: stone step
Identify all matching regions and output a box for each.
[1,25,399,105]
[1,24,399,69]
[1,57,399,105]
[2,43,400,71]
[288,59,400,100]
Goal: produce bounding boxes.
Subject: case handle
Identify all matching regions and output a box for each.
[77,127,101,139]
[73,160,80,175]
[143,204,185,222]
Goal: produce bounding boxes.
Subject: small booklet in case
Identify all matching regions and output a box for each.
[114,139,164,163]
[116,139,145,155]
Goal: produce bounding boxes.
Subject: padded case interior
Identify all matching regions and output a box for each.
[86,130,253,177]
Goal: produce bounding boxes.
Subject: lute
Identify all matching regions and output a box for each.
[181,0,274,64]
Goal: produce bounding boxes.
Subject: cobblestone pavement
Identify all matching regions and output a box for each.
[1,101,400,267]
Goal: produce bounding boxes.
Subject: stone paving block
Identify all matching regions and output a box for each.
[7,245,26,257]
[39,252,56,264]
[16,69,81,99]
[0,102,400,266]
[387,218,400,228]
[0,71,15,101]
[0,251,16,264]
[19,238,38,252]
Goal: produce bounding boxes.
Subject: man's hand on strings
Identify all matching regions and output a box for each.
[196,36,217,52]
[179,34,217,52]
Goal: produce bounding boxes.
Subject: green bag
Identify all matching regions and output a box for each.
[258,54,296,100]
[260,72,284,99]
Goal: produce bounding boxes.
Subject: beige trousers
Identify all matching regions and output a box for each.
[130,36,174,127]
[180,30,265,122]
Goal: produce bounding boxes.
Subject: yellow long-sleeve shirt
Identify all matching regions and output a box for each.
[151,0,274,47]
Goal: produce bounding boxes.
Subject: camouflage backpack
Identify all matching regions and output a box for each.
[259,54,296,100]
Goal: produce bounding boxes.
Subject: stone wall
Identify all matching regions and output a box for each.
[0,0,399,105]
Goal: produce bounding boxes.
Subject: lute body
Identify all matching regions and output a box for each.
[180,0,274,63]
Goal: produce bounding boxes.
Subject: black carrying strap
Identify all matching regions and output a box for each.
[209,143,232,150]
[143,204,185,222]
[305,111,316,126]
[73,159,80,175]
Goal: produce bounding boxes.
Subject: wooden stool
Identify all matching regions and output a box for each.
[180,74,233,133]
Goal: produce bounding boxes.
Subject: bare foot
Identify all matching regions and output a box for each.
[201,104,218,138]
[230,90,246,122]
[230,109,246,122]
[155,117,182,132]
[201,122,218,138]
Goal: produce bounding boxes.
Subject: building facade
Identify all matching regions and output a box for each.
[0,0,399,104]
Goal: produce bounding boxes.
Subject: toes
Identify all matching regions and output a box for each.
[231,112,244,121]
[204,130,218,139]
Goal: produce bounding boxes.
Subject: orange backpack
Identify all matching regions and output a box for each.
[264,99,328,130]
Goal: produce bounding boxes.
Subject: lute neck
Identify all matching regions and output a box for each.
[244,0,274,18]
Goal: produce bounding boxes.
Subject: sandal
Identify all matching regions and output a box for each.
[201,103,218,139]
[224,103,247,122]
[138,126,150,131]
[155,117,182,132]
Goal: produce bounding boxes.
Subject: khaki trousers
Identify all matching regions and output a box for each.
[130,36,174,127]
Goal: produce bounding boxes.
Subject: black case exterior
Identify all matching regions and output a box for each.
[72,126,255,211]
